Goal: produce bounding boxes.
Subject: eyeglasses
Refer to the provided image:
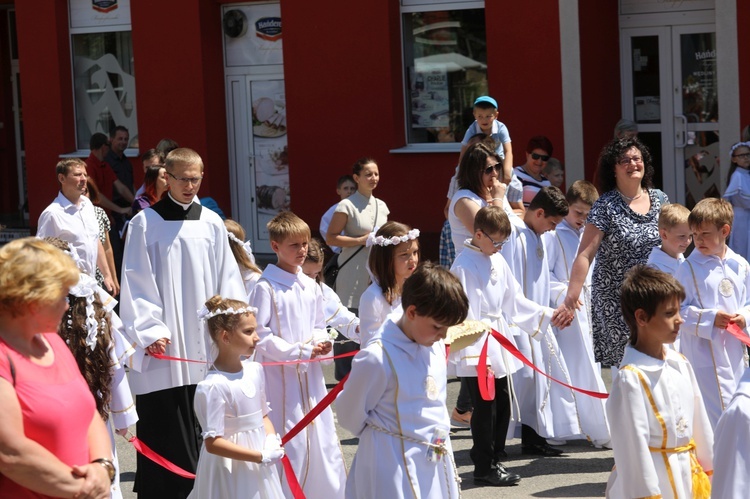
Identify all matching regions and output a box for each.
[167,171,203,186]
[531,152,550,162]
[617,155,643,165]
[484,163,502,175]
[732,153,750,160]
[481,230,506,249]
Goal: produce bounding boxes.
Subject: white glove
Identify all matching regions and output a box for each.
[261,447,285,465]
[264,433,282,450]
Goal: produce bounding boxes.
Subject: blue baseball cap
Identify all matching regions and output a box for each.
[474,96,498,108]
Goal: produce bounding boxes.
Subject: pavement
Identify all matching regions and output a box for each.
[116,366,614,498]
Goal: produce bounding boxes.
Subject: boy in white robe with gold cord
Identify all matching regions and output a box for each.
[606,265,712,499]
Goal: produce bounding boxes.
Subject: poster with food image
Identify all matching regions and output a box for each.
[251,80,289,240]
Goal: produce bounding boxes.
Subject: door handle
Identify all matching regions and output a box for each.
[675,114,687,148]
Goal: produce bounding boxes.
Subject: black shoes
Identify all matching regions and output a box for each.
[521,442,564,456]
[473,464,521,487]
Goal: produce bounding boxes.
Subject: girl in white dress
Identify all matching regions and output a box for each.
[189,296,285,499]
[225,219,263,297]
[358,221,420,346]
[724,141,750,260]
[606,266,713,499]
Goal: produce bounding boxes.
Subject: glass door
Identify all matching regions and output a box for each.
[621,24,719,207]
[673,25,720,208]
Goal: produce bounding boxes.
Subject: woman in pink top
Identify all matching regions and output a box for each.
[0,238,112,499]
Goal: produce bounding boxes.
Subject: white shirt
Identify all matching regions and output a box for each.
[358,282,403,347]
[712,368,750,499]
[37,192,100,277]
[646,246,685,275]
[320,202,342,253]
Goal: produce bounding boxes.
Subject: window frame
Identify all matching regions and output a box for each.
[392,0,485,153]
[68,4,138,156]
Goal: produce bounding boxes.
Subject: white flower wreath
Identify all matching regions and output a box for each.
[197,305,258,321]
[366,228,420,248]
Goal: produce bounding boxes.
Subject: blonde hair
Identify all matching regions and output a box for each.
[224,219,262,275]
[204,295,255,344]
[267,211,310,244]
[0,238,79,317]
[165,147,204,171]
[658,203,690,230]
[688,198,733,230]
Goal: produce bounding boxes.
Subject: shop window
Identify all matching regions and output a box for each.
[401,1,487,146]
[69,0,137,151]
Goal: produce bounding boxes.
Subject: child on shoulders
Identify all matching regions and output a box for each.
[674,198,750,429]
[607,265,713,499]
[358,222,420,346]
[248,211,346,498]
[189,296,285,499]
[647,203,692,274]
[337,262,469,498]
[459,96,513,183]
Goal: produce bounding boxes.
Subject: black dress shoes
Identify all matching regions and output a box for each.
[521,442,564,456]
[473,464,521,487]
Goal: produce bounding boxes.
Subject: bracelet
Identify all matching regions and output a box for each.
[91,458,116,484]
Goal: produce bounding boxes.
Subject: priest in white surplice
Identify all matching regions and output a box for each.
[120,148,245,498]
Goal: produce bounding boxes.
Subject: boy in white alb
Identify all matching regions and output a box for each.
[500,186,577,455]
[674,198,750,429]
[320,175,356,254]
[337,262,468,498]
[451,206,562,486]
[646,203,692,274]
[606,265,713,498]
[711,368,750,498]
[249,212,346,498]
[542,181,610,447]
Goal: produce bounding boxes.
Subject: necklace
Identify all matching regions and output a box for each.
[617,188,643,202]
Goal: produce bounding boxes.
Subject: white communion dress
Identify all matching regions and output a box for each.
[189,360,284,499]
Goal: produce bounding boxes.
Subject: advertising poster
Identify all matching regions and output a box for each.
[251,79,288,240]
[224,3,283,67]
[410,66,449,128]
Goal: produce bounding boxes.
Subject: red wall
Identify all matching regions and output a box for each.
[738,1,750,133]
[16,0,75,222]
[282,0,567,255]
[579,0,621,183]
[490,1,565,165]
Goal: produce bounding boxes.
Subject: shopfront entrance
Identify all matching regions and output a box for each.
[223,2,286,254]
[620,6,722,208]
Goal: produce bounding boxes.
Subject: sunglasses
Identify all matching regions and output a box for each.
[531,152,550,162]
[484,163,502,175]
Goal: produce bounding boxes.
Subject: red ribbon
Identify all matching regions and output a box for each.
[128,435,196,479]
[726,322,750,347]
[488,329,609,399]
[151,350,357,366]
[477,336,495,401]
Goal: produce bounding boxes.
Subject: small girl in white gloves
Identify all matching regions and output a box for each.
[188,295,285,499]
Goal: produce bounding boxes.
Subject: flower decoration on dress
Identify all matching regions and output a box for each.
[68,273,101,351]
[197,305,258,321]
[227,231,257,265]
[366,228,420,248]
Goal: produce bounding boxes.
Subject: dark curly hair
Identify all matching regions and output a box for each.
[58,294,114,421]
[597,137,654,193]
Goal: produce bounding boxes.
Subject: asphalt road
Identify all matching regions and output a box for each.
[116,367,614,498]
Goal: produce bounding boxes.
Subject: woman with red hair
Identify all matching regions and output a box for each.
[132,165,168,216]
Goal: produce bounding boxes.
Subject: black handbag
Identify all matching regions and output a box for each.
[324,246,363,290]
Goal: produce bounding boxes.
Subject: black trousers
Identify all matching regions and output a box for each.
[465,376,512,475]
[333,308,360,381]
[455,377,473,413]
[134,385,201,498]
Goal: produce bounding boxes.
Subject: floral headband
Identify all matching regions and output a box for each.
[366,228,420,248]
[227,231,256,264]
[730,141,750,156]
[197,305,258,321]
[67,273,103,351]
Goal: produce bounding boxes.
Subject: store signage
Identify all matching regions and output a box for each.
[256,17,281,41]
[92,0,117,13]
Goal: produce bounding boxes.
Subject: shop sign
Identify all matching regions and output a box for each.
[92,0,117,14]
[256,17,281,42]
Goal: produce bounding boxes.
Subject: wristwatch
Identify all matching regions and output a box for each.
[91,458,116,484]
